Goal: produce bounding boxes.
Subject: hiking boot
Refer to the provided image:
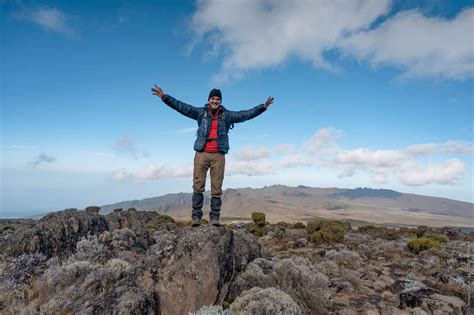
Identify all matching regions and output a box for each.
[192,218,201,227]
[210,218,220,227]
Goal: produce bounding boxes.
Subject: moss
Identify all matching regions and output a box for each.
[201,219,209,225]
[407,237,441,254]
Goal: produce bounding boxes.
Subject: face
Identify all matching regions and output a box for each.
[209,96,221,109]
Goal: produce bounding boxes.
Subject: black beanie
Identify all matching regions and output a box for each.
[208,88,222,100]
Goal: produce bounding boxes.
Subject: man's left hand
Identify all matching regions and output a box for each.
[263,96,274,109]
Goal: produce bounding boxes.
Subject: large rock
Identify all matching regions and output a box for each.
[145,226,261,314]
[8,209,109,259]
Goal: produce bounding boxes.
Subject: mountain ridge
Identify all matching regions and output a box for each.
[98,185,473,228]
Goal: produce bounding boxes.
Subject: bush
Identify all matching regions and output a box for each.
[307,220,346,244]
[307,220,349,233]
[425,233,449,244]
[311,228,344,245]
[357,225,401,240]
[154,214,175,224]
[2,253,48,289]
[144,223,155,230]
[414,225,428,238]
[251,212,266,227]
[201,219,209,225]
[75,235,108,262]
[407,237,441,254]
[292,222,306,229]
[245,223,266,237]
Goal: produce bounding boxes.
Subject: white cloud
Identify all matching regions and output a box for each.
[134,163,193,182]
[13,7,74,37]
[226,159,275,176]
[190,1,474,81]
[114,135,148,159]
[304,127,343,154]
[404,143,439,155]
[111,169,126,182]
[331,148,404,168]
[190,0,390,82]
[234,146,270,161]
[273,144,294,154]
[398,159,466,186]
[403,140,474,155]
[339,8,474,80]
[280,154,314,169]
[443,140,474,155]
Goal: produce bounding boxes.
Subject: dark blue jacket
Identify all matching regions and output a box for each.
[162,94,267,154]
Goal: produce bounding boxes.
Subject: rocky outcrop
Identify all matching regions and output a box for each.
[7,209,108,259]
[1,209,471,314]
[0,209,261,315]
[148,226,261,314]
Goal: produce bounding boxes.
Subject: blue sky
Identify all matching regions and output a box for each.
[1,0,473,218]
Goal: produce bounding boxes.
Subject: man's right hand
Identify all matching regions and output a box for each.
[151,85,165,99]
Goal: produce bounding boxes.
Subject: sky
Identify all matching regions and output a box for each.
[1,0,473,218]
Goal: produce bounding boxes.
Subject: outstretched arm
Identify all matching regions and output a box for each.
[151,85,200,120]
[227,96,274,123]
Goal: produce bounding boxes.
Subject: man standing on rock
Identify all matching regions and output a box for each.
[152,85,274,227]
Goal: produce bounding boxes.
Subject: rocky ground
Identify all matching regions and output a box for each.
[0,207,472,314]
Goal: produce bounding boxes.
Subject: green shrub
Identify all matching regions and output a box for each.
[292,222,306,229]
[275,222,290,229]
[306,220,349,234]
[307,220,346,244]
[201,219,209,225]
[310,226,344,245]
[425,233,449,244]
[251,212,266,227]
[154,214,175,224]
[414,225,428,238]
[222,300,231,309]
[358,225,378,233]
[144,223,156,230]
[245,223,266,237]
[227,223,238,230]
[358,225,400,240]
[407,237,441,254]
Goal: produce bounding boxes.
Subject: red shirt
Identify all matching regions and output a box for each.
[204,106,221,153]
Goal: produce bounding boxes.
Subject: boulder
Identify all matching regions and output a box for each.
[7,209,108,259]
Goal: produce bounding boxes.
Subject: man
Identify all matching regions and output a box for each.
[151,85,274,227]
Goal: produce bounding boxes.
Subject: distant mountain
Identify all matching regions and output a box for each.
[99,186,474,228]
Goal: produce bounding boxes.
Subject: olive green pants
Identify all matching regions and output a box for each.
[192,151,225,197]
